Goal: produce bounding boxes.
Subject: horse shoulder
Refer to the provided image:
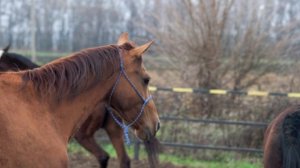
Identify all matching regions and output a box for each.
[0,73,68,167]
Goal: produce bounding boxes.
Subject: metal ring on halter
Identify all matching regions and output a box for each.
[106,47,153,145]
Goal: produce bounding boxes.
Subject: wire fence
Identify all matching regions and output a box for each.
[132,86,296,160]
[133,116,267,160]
[149,86,300,98]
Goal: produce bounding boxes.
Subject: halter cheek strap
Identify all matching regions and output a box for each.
[106,48,153,145]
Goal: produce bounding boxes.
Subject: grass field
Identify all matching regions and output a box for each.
[68,141,262,168]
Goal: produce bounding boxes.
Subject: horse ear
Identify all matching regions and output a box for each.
[117,32,129,45]
[0,44,10,57]
[3,44,10,53]
[129,41,153,57]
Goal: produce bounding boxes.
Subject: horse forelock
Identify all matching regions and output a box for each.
[122,42,135,50]
[22,45,121,103]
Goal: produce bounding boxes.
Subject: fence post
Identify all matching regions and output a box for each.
[133,138,140,160]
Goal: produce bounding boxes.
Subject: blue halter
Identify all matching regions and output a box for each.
[106,48,153,145]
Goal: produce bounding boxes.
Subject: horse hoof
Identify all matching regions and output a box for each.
[120,159,130,168]
[99,156,109,168]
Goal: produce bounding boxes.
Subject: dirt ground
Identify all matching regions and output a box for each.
[69,153,186,168]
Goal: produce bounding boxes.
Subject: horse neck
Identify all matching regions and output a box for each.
[51,76,115,143]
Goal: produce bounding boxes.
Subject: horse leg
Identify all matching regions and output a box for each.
[75,115,110,168]
[105,118,130,168]
[75,134,110,168]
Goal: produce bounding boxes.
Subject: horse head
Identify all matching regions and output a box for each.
[107,33,160,142]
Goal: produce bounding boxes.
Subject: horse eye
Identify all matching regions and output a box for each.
[144,77,150,85]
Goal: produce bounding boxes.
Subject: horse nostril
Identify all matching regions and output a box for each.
[156,122,160,131]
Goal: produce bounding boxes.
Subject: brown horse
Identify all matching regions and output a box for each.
[0,33,160,168]
[0,46,126,167]
[263,105,300,168]
[0,43,160,168]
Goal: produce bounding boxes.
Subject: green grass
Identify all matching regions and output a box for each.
[67,141,262,168]
[159,154,262,168]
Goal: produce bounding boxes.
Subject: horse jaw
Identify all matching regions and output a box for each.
[134,127,154,142]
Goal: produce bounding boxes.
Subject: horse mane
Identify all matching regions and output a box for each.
[0,44,38,70]
[22,44,121,103]
[2,52,39,69]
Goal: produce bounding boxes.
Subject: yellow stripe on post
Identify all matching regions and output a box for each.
[173,87,193,93]
[288,93,300,98]
[209,89,227,95]
[247,91,268,97]
[149,86,157,92]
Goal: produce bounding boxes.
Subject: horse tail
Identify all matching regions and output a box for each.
[281,110,300,168]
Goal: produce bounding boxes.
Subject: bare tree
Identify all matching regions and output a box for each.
[146,0,300,116]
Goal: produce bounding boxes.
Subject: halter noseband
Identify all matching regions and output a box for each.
[106,48,153,144]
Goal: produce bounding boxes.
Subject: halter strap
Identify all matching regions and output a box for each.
[106,48,152,144]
